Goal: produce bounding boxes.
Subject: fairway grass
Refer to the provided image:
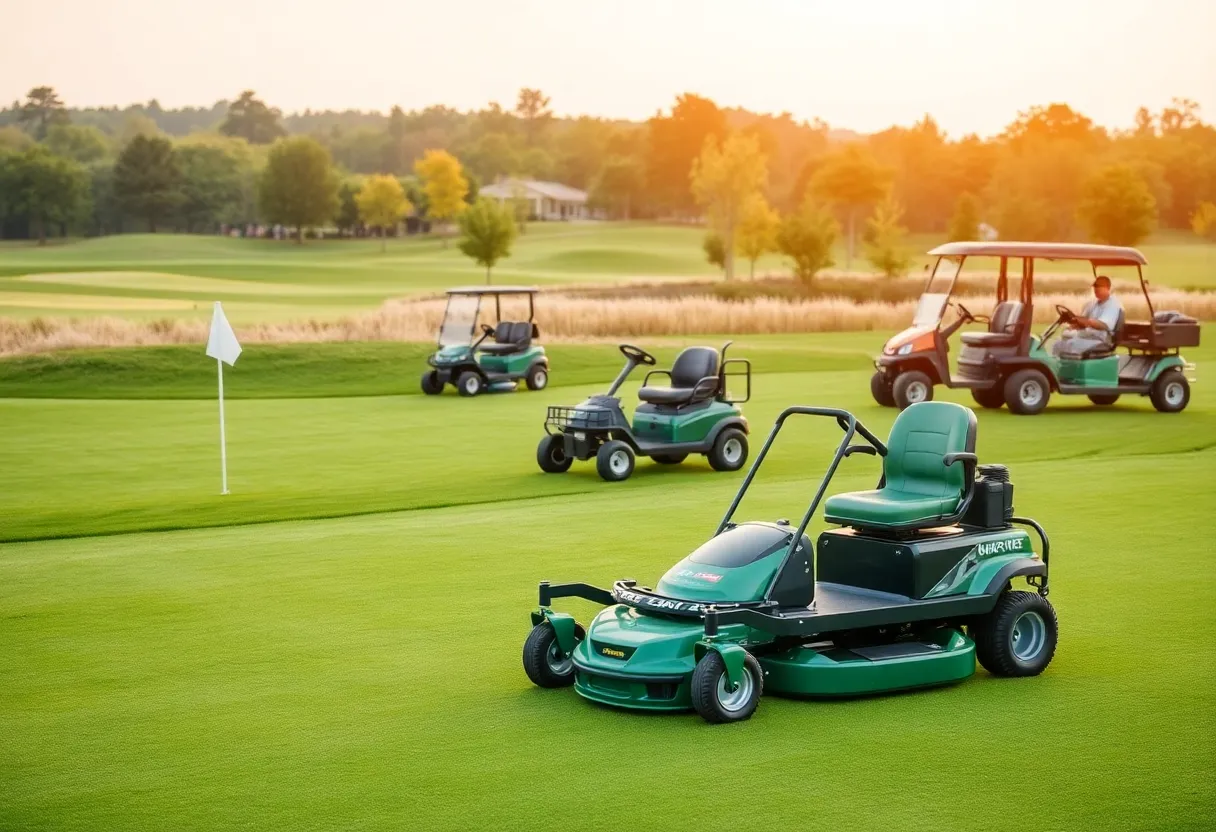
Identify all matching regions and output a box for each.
[1,333,1214,830]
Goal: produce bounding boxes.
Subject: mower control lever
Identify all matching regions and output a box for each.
[843,444,878,458]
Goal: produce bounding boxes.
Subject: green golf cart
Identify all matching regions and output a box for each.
[421,286,549,396]
[524,401,1057,723]
[872,242,1198,414]
[536,342,751,481]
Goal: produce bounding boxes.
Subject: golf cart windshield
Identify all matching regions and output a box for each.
[913,293,949,327]
[438,294,481,346]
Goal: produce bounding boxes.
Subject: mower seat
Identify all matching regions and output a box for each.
[824,401,977,531]
[479,322,532,355]
[637,346,720,406]
[960,301,1023,348]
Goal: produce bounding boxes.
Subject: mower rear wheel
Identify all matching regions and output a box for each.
[971,386,1005,409]
[596,440,635,481]
[526,365,549,391]
[870,372,896,407]
[1004,368,1051,415]
[536,435,573,473]
[420,371,444,395]
[892,371,934,410]
[652,453,687,465]
[690,650,763,724]
[456,371,484,397]
[972,590,1058,677]
[708,428,749,472]
[1087,393,1120,406]
[522,622,578,688]
[1150,369,1189,413]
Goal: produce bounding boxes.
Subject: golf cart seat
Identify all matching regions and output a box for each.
[824,402,977,531]
[637,346,720,406]
[960,301,1024,348]
[479,321,534,355]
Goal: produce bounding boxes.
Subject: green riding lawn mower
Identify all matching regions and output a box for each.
[523,401,1057,723]
[536,342,752,482]
[871,242,1198,414]
[421,286,549,396]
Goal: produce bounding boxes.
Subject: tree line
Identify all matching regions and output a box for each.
[2,86,1216,276]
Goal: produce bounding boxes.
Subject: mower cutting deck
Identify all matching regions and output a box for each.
[523,401,1057,723]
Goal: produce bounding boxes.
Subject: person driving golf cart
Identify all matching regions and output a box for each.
[1050,275,1123,358]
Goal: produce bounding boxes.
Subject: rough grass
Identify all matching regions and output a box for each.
[1,341,1213,830]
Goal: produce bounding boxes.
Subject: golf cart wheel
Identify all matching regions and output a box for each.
[892,371,934,410]
[708,428,749,472]
[1150,370,1190,413]
[972,590,1058,677]
[1087,393,1120,406]
[870,371,896,407]
[420,371,444,396]
[652,453,688,465]
[525,365,549,391]
[522,622,578,688]
[690,650,763,724]
[536,435,573,474]
[596,440,635,482]
[1004,369,1051,415]
[971,386,1005,409]
[456,371,484,397]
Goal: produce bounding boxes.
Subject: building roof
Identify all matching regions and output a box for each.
[927,241,1147,266]
[479,179,588,203]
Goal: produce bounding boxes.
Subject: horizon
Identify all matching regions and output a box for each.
[5,0,1214,138]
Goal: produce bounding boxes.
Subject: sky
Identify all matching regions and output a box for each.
[4,0,1214,137]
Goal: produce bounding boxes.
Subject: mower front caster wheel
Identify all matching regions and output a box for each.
[536,435,573,473]
[596,440,635,481]
[708,428,749,472]
[522,622,578,688]
[971,590,1058,677]
[457,371,485,397]
[420,371,444,395]
[690,650,763,723]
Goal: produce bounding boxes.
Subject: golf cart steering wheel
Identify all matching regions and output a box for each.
[955,303,976,323]
[1055,304,1078,323]
[619,344,657,366]
[480,323,496,336]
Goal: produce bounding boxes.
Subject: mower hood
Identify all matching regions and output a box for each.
[654,522,797,605]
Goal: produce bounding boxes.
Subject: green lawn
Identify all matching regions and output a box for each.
[1,226,1213,323]
[2,333,1214,830]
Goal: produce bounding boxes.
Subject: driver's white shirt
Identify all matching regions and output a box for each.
[1065,295,1122,342]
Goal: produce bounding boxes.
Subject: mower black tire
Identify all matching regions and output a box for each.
[420,371,444,396]
[971,386,1005,409]
[536,435,573,473]
[456,371,484,397]
[971,590,1058,678]
[652,453,688,464]
[1150,369,1190,413]
[707,428,749,472]
[525,365,549,391]
[1087,393,1120,406]
[892,371,934,410]
[522,622,578,688]
[690,650,763,724]
[870,372,896,407]
[1004,368,1051,415]
[596,440,635,482]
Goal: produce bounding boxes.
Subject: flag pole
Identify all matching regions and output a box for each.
[217,357,229,495]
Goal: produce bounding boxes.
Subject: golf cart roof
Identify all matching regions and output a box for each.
[928,242,1147,266]
[445,286,539,296]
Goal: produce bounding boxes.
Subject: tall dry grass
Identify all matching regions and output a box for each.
[3,289,1212,356]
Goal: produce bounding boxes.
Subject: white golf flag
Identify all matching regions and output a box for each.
[206,302,242,365]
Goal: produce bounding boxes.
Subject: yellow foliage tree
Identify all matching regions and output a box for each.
[1191,201,1216,242]
[414,149,469,246]
[356,175,411,252]
[736,194,780,279]
[690,132,768,280]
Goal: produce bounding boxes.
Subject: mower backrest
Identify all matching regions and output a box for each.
[670,347,720,389]
[990,301,1023,335]
[883,402,976,499]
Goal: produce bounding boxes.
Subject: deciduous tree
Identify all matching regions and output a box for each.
[702,231,726,274]
[515,88,553,146]
[458,198,517,283]
[863,196,913,278]
[1076,163,1157,246]
[258,136,339,242]
[736,194,779,279]
[810,143,890,272]
[45,124,111,164]
[356,175,412,251]
[776,199,838,286]
[590,156,645,219]
[414,149,469,246]
[113,135,181,232]
[646,94,727,216]
[947,192,981,242]
[176,143,243,232]
[690,132,768,280]
[4,146,90,243]
[1191,201,1216,241]
[220,91,286,145]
